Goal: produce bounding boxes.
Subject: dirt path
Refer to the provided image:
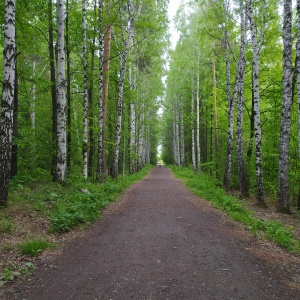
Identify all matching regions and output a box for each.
[4,167,298,299]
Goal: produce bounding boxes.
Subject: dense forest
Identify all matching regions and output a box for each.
[161,0,300,214]
[0,0,168,207]
[0,0,300,215]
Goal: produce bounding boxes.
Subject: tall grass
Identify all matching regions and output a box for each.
[170,166,300,253]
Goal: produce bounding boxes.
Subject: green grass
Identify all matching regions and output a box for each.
[170,165,300,253]
[49,165,153,233]
[18,238,54,257]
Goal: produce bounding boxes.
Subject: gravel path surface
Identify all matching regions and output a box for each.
[4,167,297,299]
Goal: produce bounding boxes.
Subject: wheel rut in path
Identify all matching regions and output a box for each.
[5,167,297,299]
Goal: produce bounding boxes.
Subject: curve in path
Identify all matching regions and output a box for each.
[5,167,296,299]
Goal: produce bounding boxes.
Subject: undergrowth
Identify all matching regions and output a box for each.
[170,165,300,253]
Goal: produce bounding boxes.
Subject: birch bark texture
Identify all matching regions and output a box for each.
[191,90,196,173]
[112,0,136,178]
[82,0,88,179]
[196,58,201,173]
[96,0,105,181]
[236,3,249,197]
[129,65,137,174]
[223,0,235,190]
[246,0,265,206]
[278,0,293,213]
[55,0,67,183]
[0,0,16,207]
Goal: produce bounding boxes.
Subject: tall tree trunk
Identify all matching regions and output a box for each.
[173,122,179,165]
[55,0,67,183]
[278,0,293,214]
[49,0,57,178]
[297,0,300,210]
[138,102,145,170]
[66,0,71,170]
[0,0,16,207]
[96,0,105,181]
[82,0,88,179]
[112,0,135,178]
[247,0,265,206]
[176,120,180,166]
[11,51,18,178]
[196,60,201,173]
[88,45,95,178]
[191,90,196,173]
[88,4,97,178]
[102,0,112,176]
[212,42,219,179]
[129,65,137,174]
[180,108,185,166]
[223,14,236,190]
[236,4,249,197]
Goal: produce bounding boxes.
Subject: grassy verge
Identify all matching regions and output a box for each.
[170,165,300,253]
[0,165,153,285]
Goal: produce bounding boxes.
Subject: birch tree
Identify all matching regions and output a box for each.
[236,2,249,197]
[222,0,235,190]
[246,0,265,206]
[278,0,293,213]
[112,0,137,178]
[96,0,105,181]
[297,0,300,209]
[196,61,201,173]
[191,89,196,173]
[82,0,88,179]
[55,0,67,182]
[180,108,185,166]
[0,0,16,207]
[129,64,137,174]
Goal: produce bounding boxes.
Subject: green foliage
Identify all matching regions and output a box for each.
[0,217,13,235]
[49,165,153,233]
[0,262,35,286]
[170,166,300,253]
[18,239,54,257]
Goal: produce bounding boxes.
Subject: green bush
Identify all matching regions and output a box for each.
[49,165,153,233]
[18,238,53,257]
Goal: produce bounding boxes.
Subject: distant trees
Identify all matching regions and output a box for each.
[161,0,300,213]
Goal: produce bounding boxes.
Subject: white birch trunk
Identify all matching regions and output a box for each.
[196,62,201,173]
[236,4,248,197]
[55,0,67,182]
[180,109,185,166]
[278,0,293,213]
[82,0,88,179]
[173,122,177,165]
[223,5,234,189]
[96,0,105,181]
[247,0,265,205]
[191,90,196,173]
[138,102,145,170]
[176,121,180,166]
[129,65,136,174]
[112,0,135,178]
[0,0,16,206]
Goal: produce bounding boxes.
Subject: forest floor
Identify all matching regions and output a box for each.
[1,166,300,299]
